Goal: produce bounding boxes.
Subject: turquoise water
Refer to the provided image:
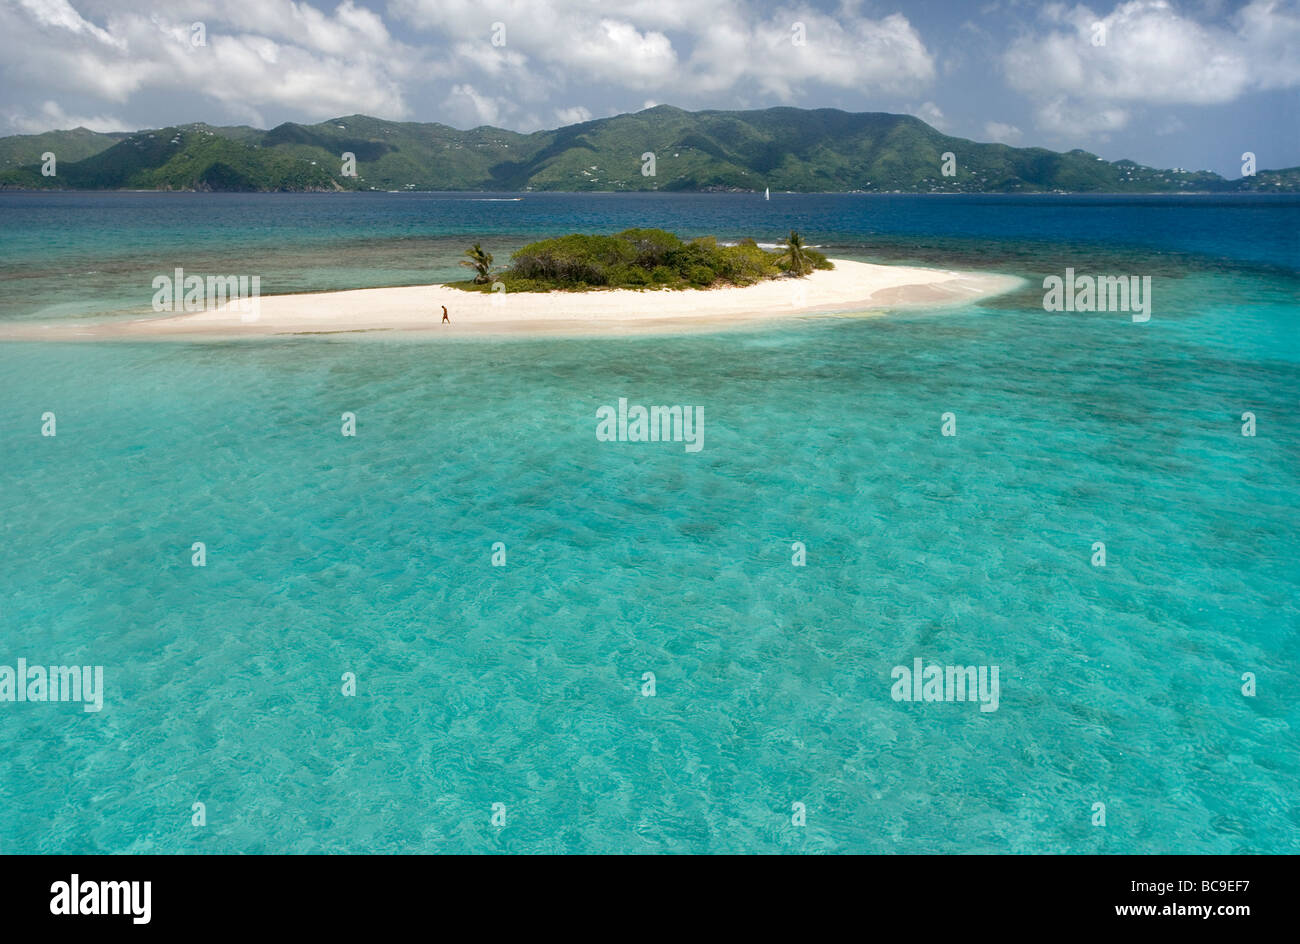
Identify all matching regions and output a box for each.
[0,194,1297,853]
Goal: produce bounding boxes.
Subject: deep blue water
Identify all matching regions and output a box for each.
[1,191,1295,320]
[0,193,1297,853]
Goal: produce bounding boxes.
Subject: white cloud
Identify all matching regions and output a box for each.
[983,120,1023,143]
[394,0,936,104]
[1034,95,1129,136]
[443,83,505,127]
[566,19,678,85]
[5,99,124,133]
[15,0,121,48]
[0,0,417,128]
[554,105,592,125]
[1003,0,1300,134]
[0,0,943,134]
[687,7,935,100]
[914,101,948,130]
[451,38,529,79]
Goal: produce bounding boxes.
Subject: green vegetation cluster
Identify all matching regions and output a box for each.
[450,229,831,292]
[3,108,1294,193]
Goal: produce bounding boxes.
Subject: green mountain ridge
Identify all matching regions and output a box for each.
[1,105,1294,193]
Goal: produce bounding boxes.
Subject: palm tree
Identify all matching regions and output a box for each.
[460,243,493,284]
[777,230,810,277]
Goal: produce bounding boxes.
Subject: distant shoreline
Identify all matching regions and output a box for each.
[3,107,1292,194]
[0,260,1023,341]
[1,188,1288,196]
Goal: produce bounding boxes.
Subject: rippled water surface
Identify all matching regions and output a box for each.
[1,193,1296,852]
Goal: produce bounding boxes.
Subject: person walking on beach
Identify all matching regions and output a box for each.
[441,304,449,324]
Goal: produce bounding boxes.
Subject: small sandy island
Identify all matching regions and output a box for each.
[3,260,1021,341]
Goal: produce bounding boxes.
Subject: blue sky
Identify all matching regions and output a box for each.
[2,0,1296,177]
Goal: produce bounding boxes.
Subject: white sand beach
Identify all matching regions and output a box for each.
[3,260,1021,340]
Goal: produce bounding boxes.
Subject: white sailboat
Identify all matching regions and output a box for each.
[764,187,769,201]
